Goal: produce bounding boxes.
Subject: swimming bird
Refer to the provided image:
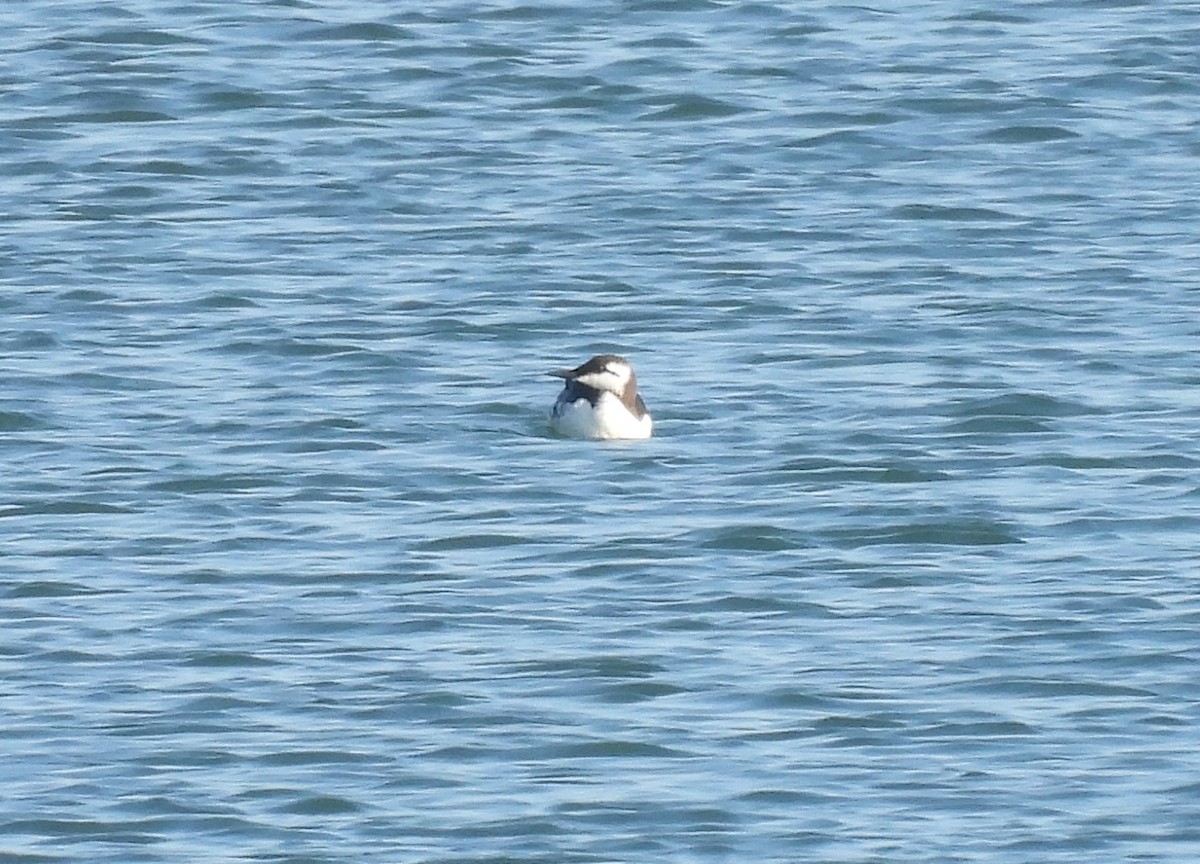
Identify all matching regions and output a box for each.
[548,354,652,440]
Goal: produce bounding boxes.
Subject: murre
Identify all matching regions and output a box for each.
[548,354,652,440]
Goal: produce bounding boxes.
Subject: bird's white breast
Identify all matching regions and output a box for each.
[551,391,652,440]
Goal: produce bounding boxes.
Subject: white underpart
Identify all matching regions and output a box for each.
[573,364,630,394]
[551,391,652,440]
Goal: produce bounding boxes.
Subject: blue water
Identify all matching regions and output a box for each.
[3,2,1199,862]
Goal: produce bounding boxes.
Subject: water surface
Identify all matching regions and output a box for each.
[3,2,1199,862]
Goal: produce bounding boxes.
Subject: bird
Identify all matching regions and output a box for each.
[548,354,652,440]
